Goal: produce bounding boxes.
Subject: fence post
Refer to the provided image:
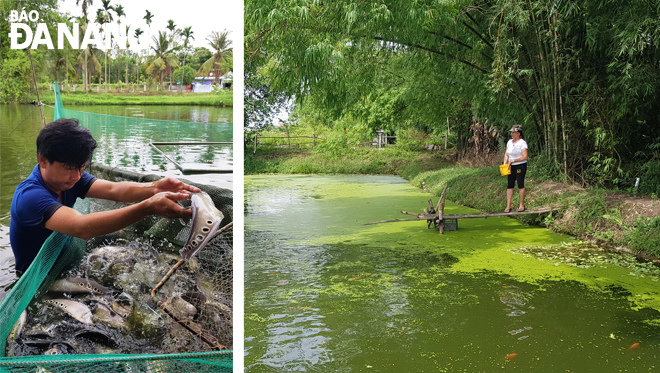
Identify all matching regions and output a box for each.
[313,133,316,148]
[254,133,258,154]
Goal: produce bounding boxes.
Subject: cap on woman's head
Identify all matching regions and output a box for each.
[509,125,523,133]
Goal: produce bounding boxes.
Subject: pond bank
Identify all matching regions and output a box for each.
[25,91,233,107]
[245,148,660,259]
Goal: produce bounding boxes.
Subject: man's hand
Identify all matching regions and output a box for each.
[148,192,193,219]
[153,177,201,196]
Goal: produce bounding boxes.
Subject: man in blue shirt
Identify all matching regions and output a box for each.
[10,118,200,275]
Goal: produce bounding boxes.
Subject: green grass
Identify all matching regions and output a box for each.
[33,91,232,106]
[245,147,449,175]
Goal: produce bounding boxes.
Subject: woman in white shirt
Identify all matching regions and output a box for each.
[503,125,528,213]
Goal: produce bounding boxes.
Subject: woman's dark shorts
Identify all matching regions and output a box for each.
[507,162,527,189]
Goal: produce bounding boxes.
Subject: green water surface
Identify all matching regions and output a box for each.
[245,175,660,372]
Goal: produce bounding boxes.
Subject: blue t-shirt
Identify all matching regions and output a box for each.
[9,164,96,273]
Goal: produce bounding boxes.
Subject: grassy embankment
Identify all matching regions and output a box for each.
[247,136,660,258]
[31,90,233,107]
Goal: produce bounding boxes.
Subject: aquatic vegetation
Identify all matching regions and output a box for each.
[246,175,660,372]
[512,241,660,277]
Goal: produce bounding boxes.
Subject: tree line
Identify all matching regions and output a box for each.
[0,0,233,100]
[245,0,660,193]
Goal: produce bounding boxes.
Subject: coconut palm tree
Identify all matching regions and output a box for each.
[199,30,232,85]
[77,45,102,86]
[113,5,125,85]
[114,4,124,22]
[134,28,144,83]
[143,10,154,49]
[124,24,131,85]
[166,20,177,40]
[76,0,94,90]
[49,48,76,85]
[178,26,194,91]
[145,31,179,87]
[99,0,115,90]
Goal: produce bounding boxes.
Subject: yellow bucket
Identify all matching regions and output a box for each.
[499,164,511,176]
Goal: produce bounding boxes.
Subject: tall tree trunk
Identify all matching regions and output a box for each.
[180,56,185,92]
[84,52,88,91]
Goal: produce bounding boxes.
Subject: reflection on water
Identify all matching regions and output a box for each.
[0,103,233,302]
[64,107,233,176]
[245,175,660,372]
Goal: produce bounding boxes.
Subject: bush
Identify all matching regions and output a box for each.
[638,160,660,196]
[395,128,426,151]
[628,217,660,256]
[528,154,560,181]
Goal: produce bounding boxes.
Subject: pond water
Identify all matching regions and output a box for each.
[245,175,660,372]
[0,103,233,300]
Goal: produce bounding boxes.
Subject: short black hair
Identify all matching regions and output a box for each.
[37,118,97,169]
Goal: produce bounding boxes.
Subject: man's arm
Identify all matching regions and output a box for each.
[44,191,192,239]
[86,177,201,203]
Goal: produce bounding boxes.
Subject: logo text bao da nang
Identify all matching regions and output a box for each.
[7,9,126,50]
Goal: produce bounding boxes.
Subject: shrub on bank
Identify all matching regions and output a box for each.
[627,217,660,257]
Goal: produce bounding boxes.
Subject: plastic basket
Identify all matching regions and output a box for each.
[444,218,458,231]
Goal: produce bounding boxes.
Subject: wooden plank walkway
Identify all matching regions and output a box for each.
[363,185,560,233]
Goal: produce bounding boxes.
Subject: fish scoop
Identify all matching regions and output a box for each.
[180,191,224,260]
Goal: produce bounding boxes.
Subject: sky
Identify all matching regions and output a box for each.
[57,0,242,54]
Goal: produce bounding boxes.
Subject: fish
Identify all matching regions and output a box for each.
[5,310,28,356]
[23,339,75,350]
[74,329,118,348]
[111,292,134,318]
[23,327,56,340]
[630,342,640,349]
[180,291,207,309]
[50,278,109,295]
[44,299,93,326]
[92,302,126,329]
[111,301,132,319]
[163,295,197,318]
[180,192,223,260]
[88,245,130,260]
[86,245,133,274]
[7,310,27,341]
[504,353,517,360]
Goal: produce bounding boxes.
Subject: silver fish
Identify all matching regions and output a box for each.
[5,310,28,357]
[92,302,126,329]
[7,309,27,341]
[164,295,197,318]
[50,278,109,295]
[180,192,223,260]
[44,299,93,326]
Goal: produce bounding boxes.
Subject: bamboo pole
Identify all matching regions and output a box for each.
[27,50,45,128]
[17,0,45,128]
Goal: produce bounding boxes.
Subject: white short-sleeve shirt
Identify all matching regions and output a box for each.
[506,139,528,165]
